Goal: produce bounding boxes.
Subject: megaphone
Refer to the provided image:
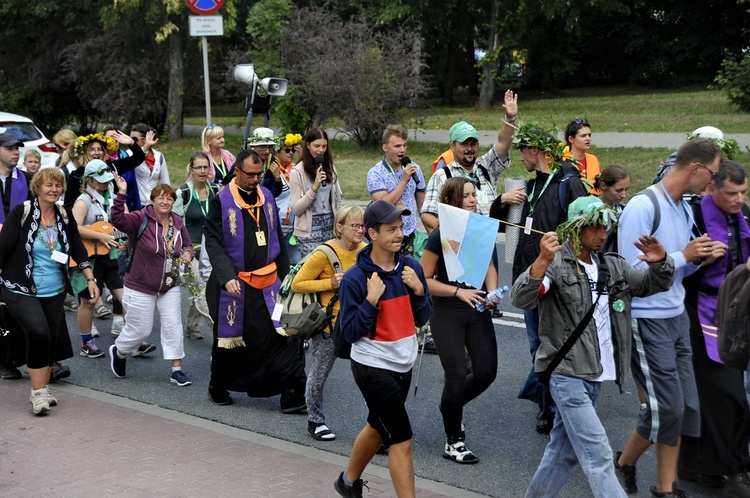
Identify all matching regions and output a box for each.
[259,77,288,97]
[233,64,258,86]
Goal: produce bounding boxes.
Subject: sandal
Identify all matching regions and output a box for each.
[64,296,79,312]
[94,305,112,318]
[308,422,336,441]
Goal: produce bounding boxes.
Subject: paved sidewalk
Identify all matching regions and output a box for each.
[0,381,482,497]
[184,125,750,149]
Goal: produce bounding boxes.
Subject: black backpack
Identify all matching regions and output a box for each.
[716,263,750,369]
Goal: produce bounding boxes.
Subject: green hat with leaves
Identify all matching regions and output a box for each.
[557,196,619,255]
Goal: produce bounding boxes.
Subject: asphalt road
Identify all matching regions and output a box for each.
[56,246,720,498]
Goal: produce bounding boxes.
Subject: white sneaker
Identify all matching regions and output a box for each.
[91,323,100,338]
[443,441,479,464]
[111,320,124,336]
[45,386,58,407]
[30,389,50,415]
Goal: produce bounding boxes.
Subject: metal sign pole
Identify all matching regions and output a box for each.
[202,36,211,126]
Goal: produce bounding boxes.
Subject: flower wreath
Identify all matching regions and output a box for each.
[283,133,303,147]
[686,132,740,160]
[513,123,593,190]
[74,133,118,157]
[556,203,619,256]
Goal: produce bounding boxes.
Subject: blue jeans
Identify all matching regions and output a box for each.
[526,374,626,498]
[524,307,540,358]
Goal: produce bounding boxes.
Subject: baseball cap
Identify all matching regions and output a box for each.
[84,159,114,183]
[364,200,411,231]
[567,196,605,222]
[0,132,24,148]
[449,121,479,143]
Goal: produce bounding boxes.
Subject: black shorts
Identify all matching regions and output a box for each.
[351,360,413,446]
[77,256,123,300]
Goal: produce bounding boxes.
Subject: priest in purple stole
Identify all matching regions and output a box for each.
[680,160,750,494]
[204,148,306,412]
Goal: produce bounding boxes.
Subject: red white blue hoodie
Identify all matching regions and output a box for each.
[339,244,432,373]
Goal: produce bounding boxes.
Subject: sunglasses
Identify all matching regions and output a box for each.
[281,148,294,154]
[572,118,590,126]
[88,165,112,177]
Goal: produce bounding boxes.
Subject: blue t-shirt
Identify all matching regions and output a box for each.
[30,225,66,297]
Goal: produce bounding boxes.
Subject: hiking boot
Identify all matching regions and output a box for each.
[308,421,336,441]
[80,341,105,358]
[443,441,479,464]
[677,470,725,488]
[109,345,126,378]
[726,473,750,498]
[30,389,50,415]
[45,386,58,407]
[132,343,156,357]
[650,484,688,497]
[615,451,638,494]
[334,471,367,498]
[170,370,192,386]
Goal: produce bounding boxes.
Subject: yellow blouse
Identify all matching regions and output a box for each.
[291,239,366,331]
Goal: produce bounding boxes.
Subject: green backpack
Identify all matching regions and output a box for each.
[277,243,341,340]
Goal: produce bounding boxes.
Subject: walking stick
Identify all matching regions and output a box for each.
[413,325,428,397]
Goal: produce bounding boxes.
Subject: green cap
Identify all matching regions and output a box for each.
[449,121,479,143]
[567,196,605,222]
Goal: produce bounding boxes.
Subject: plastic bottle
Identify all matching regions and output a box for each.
[475,285,510,312]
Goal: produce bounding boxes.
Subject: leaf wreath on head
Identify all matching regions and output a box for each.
[512,123,594,191]
[556,204,619,257]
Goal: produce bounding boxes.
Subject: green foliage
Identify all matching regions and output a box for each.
[714,51,750,112]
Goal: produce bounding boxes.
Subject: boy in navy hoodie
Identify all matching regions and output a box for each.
[334,200,432,498]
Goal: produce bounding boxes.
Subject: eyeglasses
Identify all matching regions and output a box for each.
[255,145,274,151]
[89,147,104,153]
[131,136,146,142]
[693,162,718,180]
[192,165,210,171]
[349,224,365,231]
[281,148,294,154]
[236,168,262,179]
[572,118,590,126]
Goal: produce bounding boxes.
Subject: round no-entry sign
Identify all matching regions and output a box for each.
[184,0,225,16]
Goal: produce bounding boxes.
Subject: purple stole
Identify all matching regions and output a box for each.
[216,184,282,348]
[0,168,29,224]
[697,195,750,363]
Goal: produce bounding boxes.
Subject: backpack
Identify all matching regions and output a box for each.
[332,268,376,360]
[21,200,69,225]
[442,164,491,184]
[277,243,341,340]
[716,263,750,369]
[652,152,677,185]
[124,216,150,274]
[179,183,219,214]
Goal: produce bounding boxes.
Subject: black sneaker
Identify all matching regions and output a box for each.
[615,451,638,494]
[49,363,71,383]
[81,341,105,358]
[334,471,367,498]
[208,385,233,405]
[132,343,156,357]
[170,370,192,387]
[726,473,750,498]
[109,345,126,378]
[650,485,688,497]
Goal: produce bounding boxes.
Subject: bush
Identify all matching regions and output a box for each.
[715,51,750,112]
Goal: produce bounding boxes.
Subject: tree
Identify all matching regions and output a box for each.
[277,6,427,146]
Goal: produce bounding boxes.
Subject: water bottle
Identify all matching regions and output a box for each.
[476,285,510,312]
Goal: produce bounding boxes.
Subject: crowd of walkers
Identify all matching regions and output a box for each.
[0,100,748,498]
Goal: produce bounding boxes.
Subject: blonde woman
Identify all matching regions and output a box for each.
[201,124,236,185]
[291,205,366,441]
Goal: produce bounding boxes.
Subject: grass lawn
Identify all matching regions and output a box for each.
[184,85,749,133]
[159,137,750,202]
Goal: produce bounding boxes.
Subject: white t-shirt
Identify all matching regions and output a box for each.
[579,259,616,382]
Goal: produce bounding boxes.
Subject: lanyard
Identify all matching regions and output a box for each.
[382,157,400,182]
[657,181,698,239]
[162,216,176,255]
[528,172,555,215]
[213,156,227,179]
[192,189,209,218]
[41,214,57,251]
